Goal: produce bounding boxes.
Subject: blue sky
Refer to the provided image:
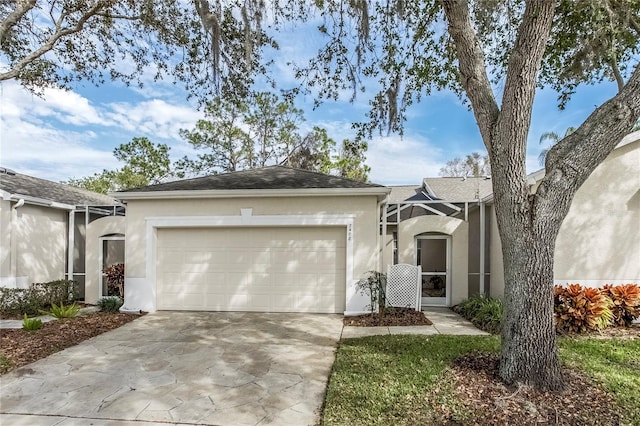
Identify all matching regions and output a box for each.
[0,35,621,186]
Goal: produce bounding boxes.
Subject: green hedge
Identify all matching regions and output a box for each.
[0,280,79,315]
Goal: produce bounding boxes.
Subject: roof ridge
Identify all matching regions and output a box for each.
[271,165,383,187]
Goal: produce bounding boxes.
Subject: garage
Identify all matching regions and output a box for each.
[156,226,346,313]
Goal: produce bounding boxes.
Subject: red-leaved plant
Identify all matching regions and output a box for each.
[554,284,613,333]
[602,284,640,327]
[104,263,125,298]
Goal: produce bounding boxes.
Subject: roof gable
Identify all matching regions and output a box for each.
[422,177,493,201]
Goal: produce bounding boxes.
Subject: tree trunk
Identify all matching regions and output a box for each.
[498,229,563,390]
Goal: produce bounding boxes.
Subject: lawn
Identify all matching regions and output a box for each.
[560,338,640,423]
[322,335,640,425]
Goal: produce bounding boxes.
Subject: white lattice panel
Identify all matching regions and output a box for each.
[386,264,421,310]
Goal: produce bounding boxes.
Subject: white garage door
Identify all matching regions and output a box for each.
[156,227,346,313]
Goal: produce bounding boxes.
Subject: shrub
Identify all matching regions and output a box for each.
[602,284,640,327]
[104,263,125,297]
[453,295,503,334]
[22,314,43,331]
[356,271,387,315]
[33,280,79,306]
[42,302,80,319]
[0,280,78,315]
[0,287,47,315]
[554,284,614,333]
[97,296,123,313]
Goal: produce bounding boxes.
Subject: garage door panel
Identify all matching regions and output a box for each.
[156,227,346,313]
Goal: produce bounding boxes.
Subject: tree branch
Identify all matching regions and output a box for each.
[0,0,36,45]
[610,57,625,92]
[0,1,110,82]
[535,63,640,228]
[440,0,499,149]
[498,0,556,153]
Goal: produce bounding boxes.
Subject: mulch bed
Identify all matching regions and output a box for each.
[0,312,142,374]
[343,307,433,327]
[438,353,622,425]
[561,323,640,339]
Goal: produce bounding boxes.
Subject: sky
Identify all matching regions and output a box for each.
[0,23,623,186]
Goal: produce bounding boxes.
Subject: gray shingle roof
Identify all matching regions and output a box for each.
[117,166,386,192]
[388,186,421,203]
[423,177,493,201]
[0,169,118,206]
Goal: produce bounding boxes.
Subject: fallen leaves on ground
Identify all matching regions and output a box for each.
[439,353,622,426]
[0,312,142,374]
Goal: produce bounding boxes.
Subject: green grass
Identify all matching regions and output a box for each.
[322,335,500,425]
[559,337,640,424]
[322,335,640,425]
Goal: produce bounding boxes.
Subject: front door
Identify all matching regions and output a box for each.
[99,235,125,298]
[416,236,451,306]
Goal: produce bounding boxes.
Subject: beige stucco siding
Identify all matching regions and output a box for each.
[0,200,11,279]
[489,205,505,298]
[554,139,640,284]
[15,204,67,283]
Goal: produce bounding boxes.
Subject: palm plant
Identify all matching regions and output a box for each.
[538,127,576,166]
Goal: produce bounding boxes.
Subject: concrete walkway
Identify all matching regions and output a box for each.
[1,312,343,426]
[341,307,488,338]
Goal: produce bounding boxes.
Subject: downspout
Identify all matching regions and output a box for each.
[67,209,75,281]
[479,201,486,296]
[10,199,25,279]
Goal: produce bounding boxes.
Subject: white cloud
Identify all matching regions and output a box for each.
[0,81,205,182]
[2,82,109,126]
[0,117,118,182]
[104,99,202,140]
[366,135,444,185]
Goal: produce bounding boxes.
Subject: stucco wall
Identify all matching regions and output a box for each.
[85,216,126,304]
[397,215,469,305]
[489,205,505,298]
[382,225,396,268]
[554,139,640,286]
[0,200,11,279]
[122,195,381,313]
[15,204,67,283]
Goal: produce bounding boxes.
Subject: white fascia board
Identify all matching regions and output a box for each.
[112,187,391,201]
[0,189,12,200]
[7,193,75,210]
[481,193,494,203]
[527,169,546,185]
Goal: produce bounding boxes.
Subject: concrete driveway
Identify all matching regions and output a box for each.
[0,312,344,426]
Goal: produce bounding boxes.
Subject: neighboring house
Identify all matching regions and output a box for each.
[0,168,124,299]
